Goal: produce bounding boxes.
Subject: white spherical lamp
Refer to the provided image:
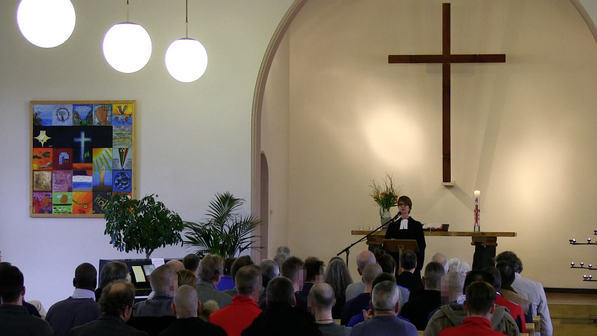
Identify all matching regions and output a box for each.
[16,0,76,48]
[102,22,152,73]
[165,38,208,82]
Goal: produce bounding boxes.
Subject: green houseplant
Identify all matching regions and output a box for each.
[183,192,260,258]
[103,193,185,259]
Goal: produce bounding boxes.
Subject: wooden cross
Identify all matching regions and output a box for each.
[388,3,506,183]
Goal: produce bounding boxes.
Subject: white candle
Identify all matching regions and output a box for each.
[474,190,480,232]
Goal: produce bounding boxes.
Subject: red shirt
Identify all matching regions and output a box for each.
[209,295,262,336]
[439,316,507,336]
[495,293,526,332]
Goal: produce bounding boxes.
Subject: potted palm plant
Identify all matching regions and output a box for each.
[102,193,185,259]
[183,192,260,258]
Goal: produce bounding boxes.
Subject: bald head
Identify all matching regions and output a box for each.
[308,282,335,310]
[356,250,376,274]
[167,260,185,273]
[173,285,199,318]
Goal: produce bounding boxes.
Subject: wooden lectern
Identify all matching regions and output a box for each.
[382,239,419,271]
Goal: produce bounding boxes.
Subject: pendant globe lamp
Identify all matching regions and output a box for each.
[165,0,208,82]
[16,0,76,48]
[102,0,152,73]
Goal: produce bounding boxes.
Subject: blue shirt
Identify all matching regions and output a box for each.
[349,315,418,336]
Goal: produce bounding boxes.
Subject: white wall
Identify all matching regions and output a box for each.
[0,0,292,308]
[261,35,291,257]
[262,0,597,288]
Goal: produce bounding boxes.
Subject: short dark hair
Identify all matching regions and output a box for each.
[236,265,261,296]
[303,257,324,282]
[224,258,236,275]
[496,262,515,289]
[0,263,24,303]
[231,256,254,285]
[397,195,412,210]
[99,261,129,289]
[377,253,396,274]
[259,259,279,289]
[400,250,417,270]
[183,254,200,273]
[372,272,396,290]
[463,269,501,293]
[495,251,523,273]
[74,263,97,290]
[281,257,304,283]
[465,281,497,315]
[424,262,445,289]
[199,254,224,282]
[99,279,135,316]
[266,276,295,305]
[463,270,484,294]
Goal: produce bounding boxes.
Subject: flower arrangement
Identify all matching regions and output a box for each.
[370,175,399,211]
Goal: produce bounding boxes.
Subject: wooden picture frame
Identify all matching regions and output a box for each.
[30,100,136,217]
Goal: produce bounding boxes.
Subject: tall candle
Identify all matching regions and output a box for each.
[474,190,481,232]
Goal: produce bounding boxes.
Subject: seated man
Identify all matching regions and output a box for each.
[497,251,552,336]
[423,271,519,336]
[341,263,382,325]
[496,262,531,322]
[377,253,410,309]
[46,263,101,336]
[210,265,263,336]
[196,254,232,308]
[295,257,324,312]
[350,280,418,336]
[258,259,279,307]
[224,256,254,296]
[400,261,445,330]
[183,254,200,278]
[242,276,320,336]
[133,264,178,317]
[308,282,350,336]
[480,268,526,332]
[439,281,507,336]
[345,250,376,301]
[159,285,226,336]
[396,250,423,293]
[281,256,305,293]
[70,280,148,336]
[95,261,130,301]
[0,263,52,336]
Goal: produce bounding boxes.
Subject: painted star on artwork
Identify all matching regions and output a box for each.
[34,130,52,147]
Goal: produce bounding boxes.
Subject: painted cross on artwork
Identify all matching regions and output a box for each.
[31,101,135,217]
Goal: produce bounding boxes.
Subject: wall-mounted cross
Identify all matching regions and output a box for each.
[388,3,506,183]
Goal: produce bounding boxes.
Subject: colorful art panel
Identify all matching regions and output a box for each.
[33,171,52,191]
[32,148,53,170]
[52,148,73,170]
[113,103,133,116]
[32,192,52,214]
[93,104,112,126]
[33,105,54,126]
[31,101,134,217]
[93,192,111,214]
[52,191,72,214]
[52,170,73,192]
[72,192,93,214]
[113,114,132,132]
[73,104,94,126]
[113,170,132,192]
[113,147,132,170]
[93,148,113,192]
[51,105,73,126]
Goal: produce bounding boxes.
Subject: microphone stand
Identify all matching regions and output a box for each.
[336,215,398,265]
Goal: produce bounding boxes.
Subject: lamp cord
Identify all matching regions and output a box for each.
[185,0,189,38]
[126,0,130,22]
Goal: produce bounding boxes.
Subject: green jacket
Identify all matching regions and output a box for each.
[423,303,520,336]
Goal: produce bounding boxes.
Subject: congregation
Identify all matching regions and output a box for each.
[0,248,552,336]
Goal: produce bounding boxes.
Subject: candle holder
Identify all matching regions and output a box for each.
[568,229,595,282]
